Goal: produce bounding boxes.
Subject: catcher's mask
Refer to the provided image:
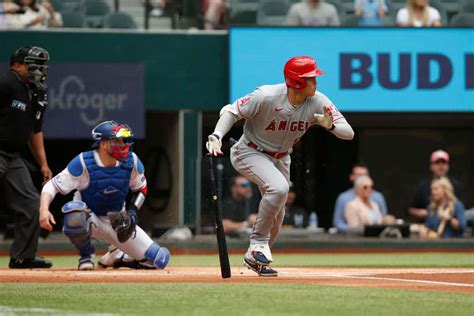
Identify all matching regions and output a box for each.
[10,46,50,90]
[91,121,134,161]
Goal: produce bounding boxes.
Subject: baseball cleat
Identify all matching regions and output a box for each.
[243,257,278,277]
[98,246,122,268]
[246,244,273,266]
[78,255,95,271]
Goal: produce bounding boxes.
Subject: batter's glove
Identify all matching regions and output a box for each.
[314,105,334,130]
[107,210,137,243]
[206,133,223,156]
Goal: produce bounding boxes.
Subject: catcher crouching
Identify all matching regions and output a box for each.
[39,121,170,270]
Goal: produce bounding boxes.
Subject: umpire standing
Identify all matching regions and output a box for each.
[0,46,53,268]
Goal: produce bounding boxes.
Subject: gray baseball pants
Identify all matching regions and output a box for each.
[230,141,290,247]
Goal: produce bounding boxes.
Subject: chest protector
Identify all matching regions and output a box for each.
[80,151,133,216]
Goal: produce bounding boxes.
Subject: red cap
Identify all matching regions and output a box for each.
[430,150,449,163]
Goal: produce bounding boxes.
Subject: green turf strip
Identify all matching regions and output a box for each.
[0,283,472,316]
[1,253,473,268]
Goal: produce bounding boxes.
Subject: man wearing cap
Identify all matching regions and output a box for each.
[408,150,464,223]
[221,175,259,237]
[0,46,52,268]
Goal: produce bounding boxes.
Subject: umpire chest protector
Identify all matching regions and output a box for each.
[80,151,133,216]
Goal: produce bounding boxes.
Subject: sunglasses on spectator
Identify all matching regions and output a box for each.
[237,181,251,188]
[362,185,373,190]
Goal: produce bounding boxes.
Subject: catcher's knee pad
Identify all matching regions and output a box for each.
[144,243,170,269]
[62,201,94,256]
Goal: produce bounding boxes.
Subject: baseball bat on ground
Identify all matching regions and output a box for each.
[207,154,231,279]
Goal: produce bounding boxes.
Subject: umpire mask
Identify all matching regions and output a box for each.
[25,47,50,90]
[11,46,50,90]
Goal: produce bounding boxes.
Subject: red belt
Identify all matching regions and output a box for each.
[247,142,289,159]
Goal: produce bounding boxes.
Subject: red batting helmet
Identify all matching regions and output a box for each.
[284,56,324,89]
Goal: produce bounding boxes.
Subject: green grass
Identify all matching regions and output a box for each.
[0,283,472,316]
[1,253,473,268]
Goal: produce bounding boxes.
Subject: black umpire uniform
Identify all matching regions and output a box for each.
[0,46,52,268]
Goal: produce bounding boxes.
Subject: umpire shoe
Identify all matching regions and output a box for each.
[9,256,53,269]
[243,257,278,277]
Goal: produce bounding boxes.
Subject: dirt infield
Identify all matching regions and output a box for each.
[1,267,473,294]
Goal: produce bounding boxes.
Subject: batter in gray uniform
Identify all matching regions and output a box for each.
[207,56,354,276]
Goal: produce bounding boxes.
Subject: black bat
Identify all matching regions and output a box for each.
[207,154,231,279]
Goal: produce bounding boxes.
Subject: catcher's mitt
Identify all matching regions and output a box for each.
[107,210,137,243]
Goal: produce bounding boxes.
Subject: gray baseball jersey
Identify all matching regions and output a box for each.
[222,83,349,153]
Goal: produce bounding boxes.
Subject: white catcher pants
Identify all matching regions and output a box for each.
[89,212,154,260]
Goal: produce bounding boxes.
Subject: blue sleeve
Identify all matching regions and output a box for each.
[66,155,83,177]
[373,191,388,215]
[454,202,466,230]
[333,195,348,231]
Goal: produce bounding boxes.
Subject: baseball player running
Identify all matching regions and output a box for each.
[39,121,170,270]
[207,56,354,276]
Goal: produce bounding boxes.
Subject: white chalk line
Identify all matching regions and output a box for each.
[0,305,116,316]
[325,274,474,288]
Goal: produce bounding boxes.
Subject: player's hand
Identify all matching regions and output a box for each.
[39,209,56,231]
[206,134,223,156]
[314,105,334,130]
[40,165,53,185]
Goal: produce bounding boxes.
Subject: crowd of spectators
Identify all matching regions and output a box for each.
[222,148,470,240]
[204,0,473,29]
[1,0,471,30]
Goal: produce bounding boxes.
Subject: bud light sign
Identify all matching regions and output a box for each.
[0,63,147,139]
[229,28,474,112]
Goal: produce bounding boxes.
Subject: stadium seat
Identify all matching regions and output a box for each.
[56,0,86,13]
[257,0,290,26]
[104,12,138,29]
[85,0,111,28]
[61,11,87,28]
[449,13,474,27]
[229,10,258,25]
[48,0,63,12]
[229,0,259,25]
[429,0,448,26]
[460,0,474,13]
[343,15,360,26]
[325,0,345,17]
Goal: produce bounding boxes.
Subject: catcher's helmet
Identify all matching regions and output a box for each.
[284,56,324,90]
[91,121,134,161]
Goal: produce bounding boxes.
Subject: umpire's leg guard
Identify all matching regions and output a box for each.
[62,201,95,258]
[144,243,170,269]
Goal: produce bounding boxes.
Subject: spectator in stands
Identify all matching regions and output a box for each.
[149,0,167,17]
[419,177,466,239]
[286,0,340,26]
[354,0,388,26]
[283,186,308,228]
[222,175,258,237]
[333,163,388,232]
[344,176,384,230]
[6,0,62,29]
[409,150,464,223]
[0,1,21,29]
[204,0,229,30]
[396,0,441,27]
